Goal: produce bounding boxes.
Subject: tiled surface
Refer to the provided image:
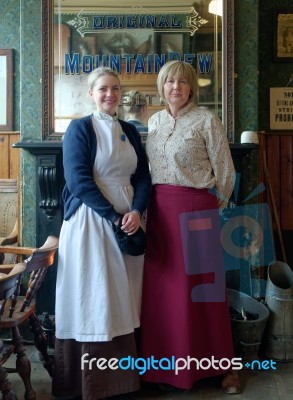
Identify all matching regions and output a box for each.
[3,346,293,400]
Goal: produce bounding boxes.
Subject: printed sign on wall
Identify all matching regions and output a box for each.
[270,87,293,130]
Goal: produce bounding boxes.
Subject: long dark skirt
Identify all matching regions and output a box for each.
[52,333,140,399]
[140,185,234,389]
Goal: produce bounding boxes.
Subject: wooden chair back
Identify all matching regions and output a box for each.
[21,236,59,312]
[0,236,59,397]
[0,179,18,239]
[0,263,26,312]
[0,263,24,400]
[0,179,18,266]
[0,235,59,315]
[24,235,58,273]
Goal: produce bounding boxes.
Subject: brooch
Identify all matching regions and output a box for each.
[120,133,126,141]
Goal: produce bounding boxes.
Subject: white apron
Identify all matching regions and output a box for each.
[55,116,144,342]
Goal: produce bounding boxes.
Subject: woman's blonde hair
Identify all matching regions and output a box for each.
[121,90,147,114]
[157,61,198,105]
[88,67,121,91]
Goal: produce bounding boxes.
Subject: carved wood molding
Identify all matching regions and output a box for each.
[38,158,59,219]
[13,142,63,219]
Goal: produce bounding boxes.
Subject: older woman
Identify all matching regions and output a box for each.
[140,60,240,394]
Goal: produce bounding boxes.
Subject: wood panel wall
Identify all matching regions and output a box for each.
[0,132,20,179]
[0,131,20,241]
[258,132,293,231]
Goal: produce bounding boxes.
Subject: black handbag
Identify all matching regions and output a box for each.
[112,217,146,256]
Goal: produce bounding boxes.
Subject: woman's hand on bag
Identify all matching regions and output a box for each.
[121,211,141,235]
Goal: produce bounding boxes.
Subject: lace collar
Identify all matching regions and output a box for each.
[93,111,118,121]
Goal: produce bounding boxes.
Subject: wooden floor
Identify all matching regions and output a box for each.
[3,346,293,400]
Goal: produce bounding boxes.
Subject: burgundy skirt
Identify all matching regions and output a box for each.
[140,185,234,389]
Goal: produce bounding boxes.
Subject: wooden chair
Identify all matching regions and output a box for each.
[0,262,26,400]
[0,179,18,266]
[0,236,59,400]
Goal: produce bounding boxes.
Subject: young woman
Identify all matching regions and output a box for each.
[52,67,151,400]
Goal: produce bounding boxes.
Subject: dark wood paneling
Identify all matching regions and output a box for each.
[280,136,293,230]
[259,132,293,231]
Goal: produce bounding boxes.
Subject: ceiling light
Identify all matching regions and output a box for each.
[208,0,223,17]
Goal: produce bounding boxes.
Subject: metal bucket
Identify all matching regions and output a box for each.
[262,261,293,361]
[228,289,270,360]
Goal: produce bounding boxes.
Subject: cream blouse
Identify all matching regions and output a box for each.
[146,103,235,206]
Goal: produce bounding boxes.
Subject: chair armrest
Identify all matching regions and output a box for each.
[0,234,18,246]
[0,245,35,265]
[0,246,36,255]
[0,245,36,265]
[0,262,26,279]
[0,264,15,274]
[0,221,18,246]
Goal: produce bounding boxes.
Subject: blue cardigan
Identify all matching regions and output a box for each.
[62,115,152,222]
